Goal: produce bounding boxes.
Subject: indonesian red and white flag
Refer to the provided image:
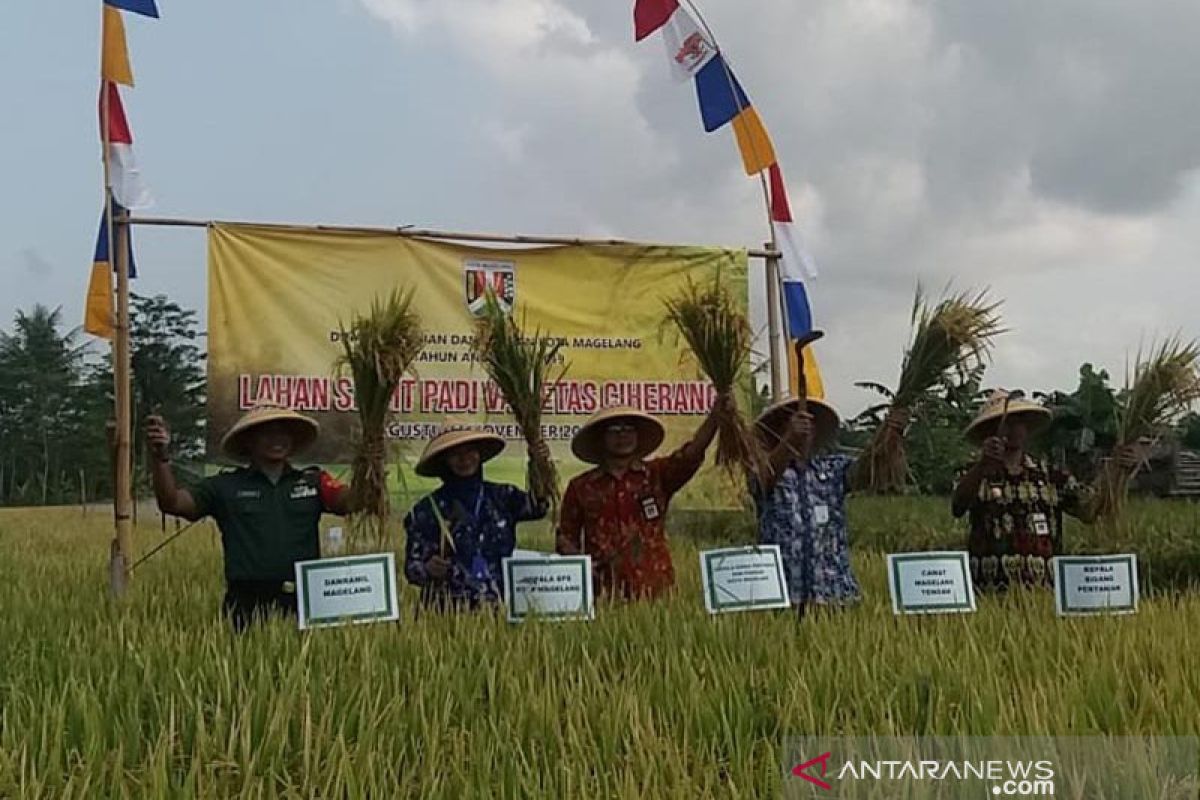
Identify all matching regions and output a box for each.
[99,82,153,210]
[770,163,819,281]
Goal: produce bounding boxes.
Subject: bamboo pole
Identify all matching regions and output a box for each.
[675,0,795,403]
[99,68,132,595]
[764,246,785,402]
[112,207,135,593]
[98,45,134,592]
[123,216,781,259]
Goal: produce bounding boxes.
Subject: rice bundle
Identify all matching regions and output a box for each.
[472,291,567,509]
[1095,338,1200,519]
[662,273,761,479]
[335,288,424,550]
[852,287,1004,493]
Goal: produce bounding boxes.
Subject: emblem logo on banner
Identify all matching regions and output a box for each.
[464,259,516,316]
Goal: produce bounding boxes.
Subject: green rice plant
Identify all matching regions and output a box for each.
[1,500,1198,798]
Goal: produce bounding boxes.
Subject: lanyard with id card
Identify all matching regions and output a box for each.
[640,495,661,521]
[633,470,661,521]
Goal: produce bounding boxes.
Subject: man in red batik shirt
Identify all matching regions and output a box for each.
[555,395,728,599]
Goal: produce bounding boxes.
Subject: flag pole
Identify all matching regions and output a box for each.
[764,243,785,402]
[100,32,134,593]
[112,201,135,595]
[684,0,791,401]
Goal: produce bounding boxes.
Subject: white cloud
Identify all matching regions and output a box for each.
[354,0,1200,415]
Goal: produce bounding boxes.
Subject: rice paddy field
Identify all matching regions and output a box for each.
[1,497,1199,798]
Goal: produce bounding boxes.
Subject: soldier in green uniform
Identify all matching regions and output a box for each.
[146,404,352,629]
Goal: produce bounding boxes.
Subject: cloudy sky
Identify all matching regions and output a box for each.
[3,0,1198,415]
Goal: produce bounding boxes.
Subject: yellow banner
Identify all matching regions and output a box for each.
[207,224,751,509]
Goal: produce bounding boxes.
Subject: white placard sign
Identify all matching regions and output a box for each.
[294,553,400,630]
[502,555,594,623]
[1053,555,1138,616]
[699,545,791,614]
[510,548,545,559]
[887,551,976,615]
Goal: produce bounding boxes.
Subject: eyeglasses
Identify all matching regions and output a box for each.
[606,424,637,435]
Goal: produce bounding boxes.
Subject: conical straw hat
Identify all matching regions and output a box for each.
[415,424,506,478]
[965,390,1051,443]
[754,396,840,450]
[571,406,665,465]
[220,403,320,461]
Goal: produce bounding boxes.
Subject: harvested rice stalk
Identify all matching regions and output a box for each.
[662,273,762,480]
[472,291,567,510]
[853,286,1005,493]
[1096,338,1200,519]
[335,288,424,550]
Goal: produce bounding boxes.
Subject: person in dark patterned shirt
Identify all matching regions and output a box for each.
[555,397,729,600]
[952,391,1138,592]
[751,397,861,611]
[403,427,549,610]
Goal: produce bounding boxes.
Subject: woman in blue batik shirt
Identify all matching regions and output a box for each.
[404,427,549,611]
[752,397,861,613]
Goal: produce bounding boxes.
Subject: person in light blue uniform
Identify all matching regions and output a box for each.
[751,397,860,612]
[403,427,549,611]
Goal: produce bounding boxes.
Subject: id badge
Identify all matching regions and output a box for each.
[640,495,661,521]
[1030,513,1050,536]
[813,504,830,525]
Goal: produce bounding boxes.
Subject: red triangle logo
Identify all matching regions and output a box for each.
[791,752,833,790]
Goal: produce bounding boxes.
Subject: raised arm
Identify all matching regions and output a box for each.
[145,415,202,521]
[951,436,1004,518]
[678,391,732,464]
[760,411,813,495]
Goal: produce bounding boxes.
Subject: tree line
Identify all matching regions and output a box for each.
[839,363,1200,494]
[4,296,1199,505]
[0,295,205,507]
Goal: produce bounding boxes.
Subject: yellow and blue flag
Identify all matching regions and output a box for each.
[104,0,158,19]
[84,201,136,339]
[101,6,134,86]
